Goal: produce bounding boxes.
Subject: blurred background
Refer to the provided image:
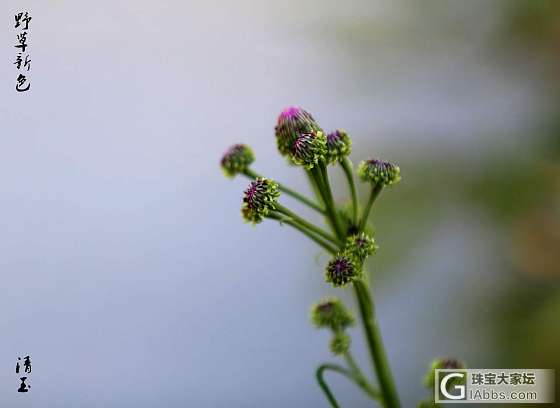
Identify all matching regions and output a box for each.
[0,0,558,406]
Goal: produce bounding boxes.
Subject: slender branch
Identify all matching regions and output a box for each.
[354,279,400,408]
[274,203,341,247]
[309,166,344,241]
[344,352,381,400]
[318,162,345,239]
[358,183,383,232]
[316,364,354,408]
[243,169,325,214]
[340,158,359,227]
[267,212,337,255]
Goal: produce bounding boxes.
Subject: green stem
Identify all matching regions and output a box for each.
[318,162,345,239]
[341,158,359,227]
[316,364,350,408]
[243,169,325,215]
[267,212,337,255]
[358,183,383,232]
[274,203,340,247]
[354,279,400,408]
[344,352,382,400]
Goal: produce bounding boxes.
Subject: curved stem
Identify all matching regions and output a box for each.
[341,158,359,227]
[243,169,325,215]
[358,183,383,233]
[274,203,341,247]
[267,212,337,255]
[354,279,400,408]
[316,364,348,408]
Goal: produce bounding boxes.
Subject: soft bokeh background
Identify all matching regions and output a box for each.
[1,0,558,406]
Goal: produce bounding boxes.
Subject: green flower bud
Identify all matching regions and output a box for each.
[423,358,466,389]
[291,131,328,169]
[326,130,352,164]
[220,144,255,178]
[310,297,354,330]
[275,106,323,157]
[345,232,377,262]
[357,158,401,186]
[241,178,280,224]
[330,331,351,355]
[325,253,360,287]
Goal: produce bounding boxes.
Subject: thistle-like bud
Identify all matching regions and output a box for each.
[325,254,360,287]
[357,158,401,186]
[423,358,466,389]
[220,144,255,178]
[291,131,327,169]
[241,178,280,224]
[330,332,351,355]
[275,106,323,157]
[311,297,354,330]
[345,232,377,262]
[326,130,352,164]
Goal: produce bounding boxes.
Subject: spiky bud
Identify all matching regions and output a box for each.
[241,178,280,224]
[220,144,255,178]
[325,254,360,287]
[326,130,352,164]
[275,106,323,157]
[357,158,401,186]
[423,358,466,389]
[345,233,377,262]
[291,131,327,169]
[311,297,354,330]
[330,332,351,355]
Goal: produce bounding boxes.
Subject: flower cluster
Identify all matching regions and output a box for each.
[291,131,328,169]
[358,158,401,186]
[325,253,360,287]
[275,106,323,158]
[241,177,280,224]
[345,232,377,263]
[311,297,354,356]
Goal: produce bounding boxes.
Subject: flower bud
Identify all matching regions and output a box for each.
[326,130,352,164]
[275,106,323,157]
[241,177,280,224]
[330,332,351,355]
[345,232,377,262]
[357,158,401,186]
[325,254,360,287]
[220,144,255,178]
[311,297,354,330]
[423,358,466,389]
[291,131,327,169]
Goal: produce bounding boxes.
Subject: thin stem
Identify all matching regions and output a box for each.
[243,169,325,215]
[358,183,383,233]
[316,364,351,408]
[275,203,341,247]
[354,279,400,408]
[318,162,345,239]
[344,352,381,400]
[340,158,359,227]
[267,212,337,255]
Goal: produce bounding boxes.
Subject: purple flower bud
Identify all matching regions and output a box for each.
[358,158,401,186]
[241,177,280,224]
[221,144,255,178]
[275,106,323,157]
[325,254,360,287]
[326,129,352,164]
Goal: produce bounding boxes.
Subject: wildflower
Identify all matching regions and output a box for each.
[311,297,354,330]
[330,332,351,355]
[326,129,352,164]
[325,254,360,287]
[220,144,255,178]
[358,158,401,186]
[275,106,323,157]
[291,131,327,169]
[345,232,377,262]
[241,178,280,224]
